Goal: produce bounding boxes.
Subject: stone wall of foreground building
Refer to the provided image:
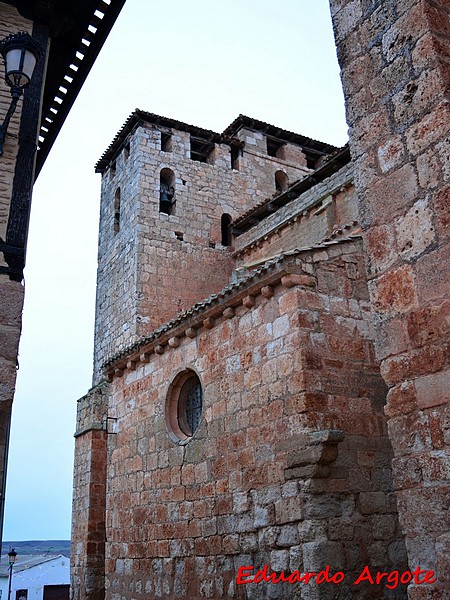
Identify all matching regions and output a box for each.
[0,1,34,547]
[329,1,450,597]
[74,240,407,600]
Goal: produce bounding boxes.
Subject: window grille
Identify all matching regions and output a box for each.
[179,377,202,436]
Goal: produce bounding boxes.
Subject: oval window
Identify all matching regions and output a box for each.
[166,371,203,443]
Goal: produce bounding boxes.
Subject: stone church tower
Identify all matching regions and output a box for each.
[72,109,409,600]
[71,2,450,599]
[91,112,331,383]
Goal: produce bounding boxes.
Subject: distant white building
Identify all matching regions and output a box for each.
[0,555,69,600]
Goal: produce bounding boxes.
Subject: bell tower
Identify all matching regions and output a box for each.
[92,110,332,382]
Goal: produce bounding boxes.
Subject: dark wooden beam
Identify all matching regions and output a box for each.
[4,23,49,280]
[34,0,127,177]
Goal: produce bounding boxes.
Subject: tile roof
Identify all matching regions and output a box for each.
[95,109,243,172]
[223,114,339,156]
[103,235,362,371]
[232,145,351,233]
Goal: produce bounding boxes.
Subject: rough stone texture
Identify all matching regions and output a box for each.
[329,0,450,597]
[74,241,407,599]
[0,2,33,545]
[93,124,312,383]
[74,2,450,595]
[71,385,109,600]
[234,164,357,267]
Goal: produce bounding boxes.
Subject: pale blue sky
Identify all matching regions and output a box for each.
[4,0,347,541]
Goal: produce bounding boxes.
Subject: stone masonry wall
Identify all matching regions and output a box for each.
[329,1,450,597]
[0,2,33,543]
[98,240,406,600]
[234,164,356,268]
[93,122,311,383]
[94,128,141,385]
[71,384,109,600]
[232,128,312,195]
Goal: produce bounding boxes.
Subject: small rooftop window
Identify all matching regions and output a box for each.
[190,136,214,163]
[161,132,172,152]
[306,155,318,170]
[267,137,285,158]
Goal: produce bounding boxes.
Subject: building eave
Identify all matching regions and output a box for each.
[95,111,344,175]
[222,114,339,157]
[103,235,362,377]
[3,0,126,178]
[95,109,245,173]
[36,0,126,177]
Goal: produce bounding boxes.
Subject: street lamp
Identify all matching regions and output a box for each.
[0,31,42,155]
[7,548,17,600]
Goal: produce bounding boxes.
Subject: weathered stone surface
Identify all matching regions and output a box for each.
[75,232,405,598]
[330,1,450,597]
[370,264,417,315]
[71,2,450,596]
[303,541,345,570]
[0,280,24,326]
[415,369,450,410]
[0,358,18,403]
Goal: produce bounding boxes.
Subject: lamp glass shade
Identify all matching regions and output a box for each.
[4,46,37,88]
[0,32,41,89]
[8,549,17,565]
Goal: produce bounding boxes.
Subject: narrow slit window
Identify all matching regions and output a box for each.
[114,188,121,233]
[230,146,240,170]
[160,168,175,215]
[221,213,232,246]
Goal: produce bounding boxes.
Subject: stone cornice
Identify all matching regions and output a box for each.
[104,236,362,380]
[233,163,354,257]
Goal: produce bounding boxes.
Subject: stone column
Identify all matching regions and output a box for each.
[329,0,450,597]
[71,384,109,600]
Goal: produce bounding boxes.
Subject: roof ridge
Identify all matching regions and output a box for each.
[95,110,343,173]
[222,114,340,153]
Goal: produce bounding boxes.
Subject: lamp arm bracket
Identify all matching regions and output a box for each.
[0,86,23,156]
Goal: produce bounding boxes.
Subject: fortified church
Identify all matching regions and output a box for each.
[71,2,450,600]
